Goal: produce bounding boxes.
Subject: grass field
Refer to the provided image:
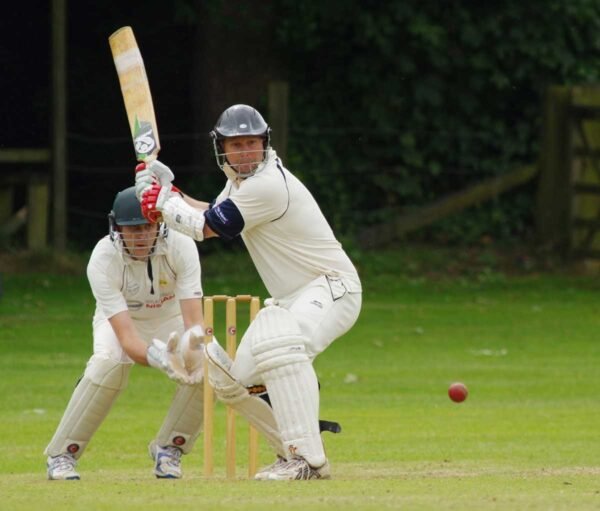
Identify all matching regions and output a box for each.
[0,247,599,510]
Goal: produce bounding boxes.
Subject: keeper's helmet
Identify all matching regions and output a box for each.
[108,186,163,258]
[109,186,147,228]
[209,104,272,177]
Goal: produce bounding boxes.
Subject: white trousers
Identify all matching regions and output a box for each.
[77,314,203,455]
[91,315,185,364]
[231,275,362,387]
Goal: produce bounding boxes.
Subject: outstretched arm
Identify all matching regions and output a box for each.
[108,311,190,384]
[181,194,210,211]
[108,311,151,365]
[179,297,204,330]
[179,194,218,239]
[135,159,218,240]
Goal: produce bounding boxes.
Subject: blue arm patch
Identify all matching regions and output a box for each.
[205,198,245,240]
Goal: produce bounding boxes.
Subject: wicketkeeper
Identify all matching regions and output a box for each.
[45,186,207,480]
[135,105,362,480]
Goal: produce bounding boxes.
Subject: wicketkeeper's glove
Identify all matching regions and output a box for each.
[147,332,192,385]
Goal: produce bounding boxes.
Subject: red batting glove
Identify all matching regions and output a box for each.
[141,184,182,223]
[135,162,147,173]
[141,183,163,223]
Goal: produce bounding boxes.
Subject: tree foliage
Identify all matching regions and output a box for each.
[13,1,600,249]
[272,0,600,241]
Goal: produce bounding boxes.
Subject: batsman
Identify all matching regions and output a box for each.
[136,105,363,480]
[45,186,208,480]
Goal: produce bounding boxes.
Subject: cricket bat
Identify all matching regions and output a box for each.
[109,26,160,162]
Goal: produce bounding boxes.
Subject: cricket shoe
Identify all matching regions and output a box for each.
[149,442,183,479]
[261,457,331,481]
[47,453,80,480]
[254,456,288,480]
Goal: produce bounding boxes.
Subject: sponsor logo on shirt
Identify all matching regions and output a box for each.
[214,206,229,224]
[127,300,144,311]
[145,293,176,309]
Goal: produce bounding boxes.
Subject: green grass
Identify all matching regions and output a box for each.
[1,247,599,510]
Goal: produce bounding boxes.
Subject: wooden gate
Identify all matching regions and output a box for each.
[536,86,600,259]
[568,88,600,259]
[0,149,51,250]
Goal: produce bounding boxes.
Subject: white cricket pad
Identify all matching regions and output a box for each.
[246,306,309,373]
[248,306,326,467]
[45,357,130,458]
[206,342,286,457]
[153,382,204,454]
[161,196,205,241]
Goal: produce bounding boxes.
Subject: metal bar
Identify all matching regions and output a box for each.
[573,183,600,195]
[0,148,51,163]
[572,218,600,229]
[569,104,600,120]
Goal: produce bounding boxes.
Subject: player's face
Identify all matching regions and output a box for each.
[120,224,159,260]
[222,136,265,175]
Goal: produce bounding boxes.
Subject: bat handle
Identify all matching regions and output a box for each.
[135,155,157,172]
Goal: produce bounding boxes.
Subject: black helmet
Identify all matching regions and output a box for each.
[108,186,148,242]
[108,186,163,258]
[209,105,272,176]
[210,104,271,141]
[110,186,148,226]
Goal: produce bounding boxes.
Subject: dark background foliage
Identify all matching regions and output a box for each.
[3,0,600,249]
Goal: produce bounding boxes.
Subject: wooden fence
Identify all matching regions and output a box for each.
[359,85,600,260]
[2,84,599,259]
[0,149,51,250]
[536,86,600,259]
[358,165,537,249]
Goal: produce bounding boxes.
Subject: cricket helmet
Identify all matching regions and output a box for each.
[108,186,165,259]
[109,186,148,227]
[209,104,272,177]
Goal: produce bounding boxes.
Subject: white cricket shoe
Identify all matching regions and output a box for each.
[47,453,80,480]
[149,442,183,479]
[261,457,331,481]
[254,456,288,480]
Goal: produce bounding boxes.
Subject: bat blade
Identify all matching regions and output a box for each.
[109,26,160,162]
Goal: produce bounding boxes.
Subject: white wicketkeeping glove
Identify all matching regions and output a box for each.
[147,332,191,385]
[179,325,206,385]
[135,160,175,201]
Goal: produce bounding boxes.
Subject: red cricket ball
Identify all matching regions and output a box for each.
[448,382,468,403]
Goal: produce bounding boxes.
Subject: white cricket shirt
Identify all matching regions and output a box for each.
[213,150,361,299]
[87,230,202,327]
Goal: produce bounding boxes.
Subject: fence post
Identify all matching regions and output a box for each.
[268,81,289,162]
[569,85,600,260]
[0,188,13,224]
[27,175,49,250]
[535,86,573,253]
[52,0,68,251]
